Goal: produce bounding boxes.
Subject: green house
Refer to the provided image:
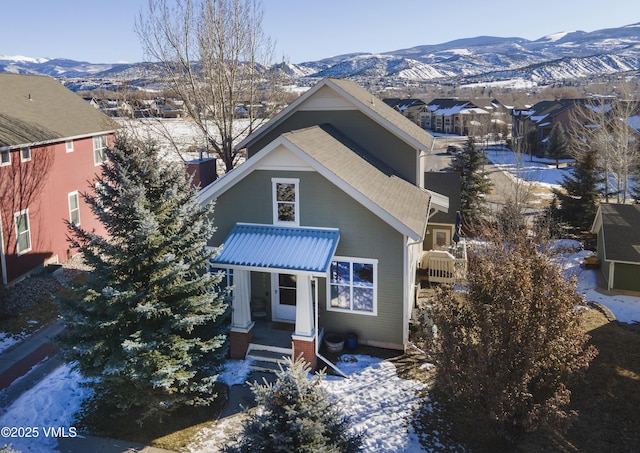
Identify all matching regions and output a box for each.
[198,78,450,371]
[591,203,640,293]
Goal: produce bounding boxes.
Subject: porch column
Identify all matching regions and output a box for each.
[294,274,314,337]
[231,269,252,329]
[229,269,254,359]
[292,274,317,370]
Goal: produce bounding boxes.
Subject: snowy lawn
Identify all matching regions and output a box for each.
[484,145,570,189]
[189,354,430,453]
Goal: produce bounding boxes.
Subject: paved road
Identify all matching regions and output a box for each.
[426,136,545,221]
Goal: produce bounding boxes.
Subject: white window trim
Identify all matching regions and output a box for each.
[20,147,31,162]
[68,191,81,226]
[14,209,32,255]
[271,177,300,226]
[93,135,107,166]
[327,256,378,316]
[1,149,11,167]
[66,140,74,153]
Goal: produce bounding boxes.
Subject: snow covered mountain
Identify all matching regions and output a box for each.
[2,22,640,88]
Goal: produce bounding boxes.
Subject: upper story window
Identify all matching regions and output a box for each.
[20,147,31,162]
[328,257,377,315]
[272,178,299,225]
[66,140,74,153]
[93,135,108,165]
[68,191,80,226]
[14,209,32,255]
[0,149,10,166]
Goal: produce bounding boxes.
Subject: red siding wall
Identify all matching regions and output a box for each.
[1,135,111,283]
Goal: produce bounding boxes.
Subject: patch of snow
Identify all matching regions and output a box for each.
[541,31,574,43]
[0,364,92,453]
[0,332,25,355]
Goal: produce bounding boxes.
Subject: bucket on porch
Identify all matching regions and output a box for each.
[324,333,344,353]
[345,332,358,351]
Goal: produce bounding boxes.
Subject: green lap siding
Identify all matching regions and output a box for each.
[208,169,407,348]
[613,263,640,292]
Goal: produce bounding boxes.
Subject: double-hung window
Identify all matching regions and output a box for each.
[68,191,80,226]
[14,209,31,255]
[93,135,108,165]
[272,178,299,225]
[328,257,377,315]
[66,140,74,153]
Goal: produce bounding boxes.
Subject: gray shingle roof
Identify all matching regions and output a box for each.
[0,73,116,148]
[283,124,431,238]
[599,203,640,264]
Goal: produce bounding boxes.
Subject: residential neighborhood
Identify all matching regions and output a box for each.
[1,3,640,453]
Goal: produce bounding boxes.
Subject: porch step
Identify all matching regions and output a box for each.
[246,344,292,372]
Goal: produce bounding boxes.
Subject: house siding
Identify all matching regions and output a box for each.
[246,110,419,186]
[612,263,640,292]
[0,137,110,283]
[208,169,406,348]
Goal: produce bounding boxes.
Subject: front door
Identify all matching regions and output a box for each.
[272,273,296,322]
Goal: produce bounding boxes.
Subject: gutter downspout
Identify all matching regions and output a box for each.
[313,276,349,379]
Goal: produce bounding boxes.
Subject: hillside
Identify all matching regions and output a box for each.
[2,22,640,89]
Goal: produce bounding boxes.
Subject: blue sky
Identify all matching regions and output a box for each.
[0,0,637,63]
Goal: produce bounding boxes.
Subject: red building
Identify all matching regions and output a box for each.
[0,73,117,284]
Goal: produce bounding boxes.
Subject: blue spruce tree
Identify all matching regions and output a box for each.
[61,136,228,424]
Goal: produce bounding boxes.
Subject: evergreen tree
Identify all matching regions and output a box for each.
[553,147,603,234]
[428,231,597,446]
[448,138,493,223]
[226,357,363,453]
[547,122,569,169]
[60,136,228,424]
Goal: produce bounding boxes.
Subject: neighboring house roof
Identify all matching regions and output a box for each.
[211,223,340,275]
[423,172,462,225]
[0,73,117,148]
[425,98,489,116]
[592,203,640,264]
[199,124,433,240]
[236,77,436,152]
[382,98,426,112]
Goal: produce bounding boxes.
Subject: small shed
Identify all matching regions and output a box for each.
[591,203,640,292]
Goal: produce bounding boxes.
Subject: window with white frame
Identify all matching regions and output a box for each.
[14,209,31,255]
[93,135,108,165]
[68,191,80,226]
[66,140,74,153]
[328,257,377,315]
[20,147,31,162]
[1,149,10,166]
[272,178,299,225]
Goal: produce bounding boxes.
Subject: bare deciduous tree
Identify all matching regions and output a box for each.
[136,0,278,173]
[569,88,640,203]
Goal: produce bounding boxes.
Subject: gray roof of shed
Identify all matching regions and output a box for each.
[597,203,640,264]
[0,73,116,148]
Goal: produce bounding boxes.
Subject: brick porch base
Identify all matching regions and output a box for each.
[229,327,254,359]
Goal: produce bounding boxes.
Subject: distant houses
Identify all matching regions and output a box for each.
[383,97,513,141]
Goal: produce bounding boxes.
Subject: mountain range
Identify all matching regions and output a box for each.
[2,22,640,90]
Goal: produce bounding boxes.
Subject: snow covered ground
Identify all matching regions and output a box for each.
[484,145,570,189]
[1,243,638,452]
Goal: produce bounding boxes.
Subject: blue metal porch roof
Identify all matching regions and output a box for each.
[212,223,340,274]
